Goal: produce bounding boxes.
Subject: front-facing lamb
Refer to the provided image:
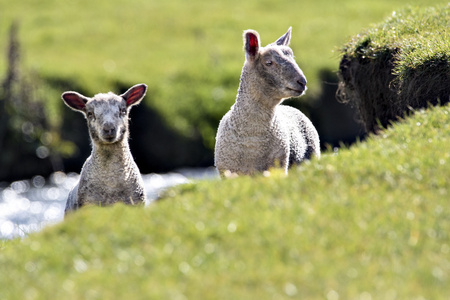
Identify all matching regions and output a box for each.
[215,27,320,176]
[62,84,147,214]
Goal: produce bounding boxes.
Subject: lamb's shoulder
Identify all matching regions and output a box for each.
[65,183,79,213]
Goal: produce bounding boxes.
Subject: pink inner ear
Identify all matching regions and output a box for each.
[246,32,259,57]
[63,93,86,111]
[125,86,146,106]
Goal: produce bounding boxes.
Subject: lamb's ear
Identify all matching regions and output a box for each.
[61,92,89,112]
[244,30,260,61]
[121,84,147,107]
[274,27,292,46]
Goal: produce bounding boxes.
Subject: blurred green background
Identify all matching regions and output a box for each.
[0,0,444,181]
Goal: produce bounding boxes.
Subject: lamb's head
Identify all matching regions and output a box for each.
[243,27,307,104]
[62,84,147,144]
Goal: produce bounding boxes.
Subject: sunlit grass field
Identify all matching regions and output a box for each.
[0,2,449,299]
[0,103,448,299]
[0,0,444,147]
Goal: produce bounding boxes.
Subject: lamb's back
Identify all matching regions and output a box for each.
[276,105,320,164]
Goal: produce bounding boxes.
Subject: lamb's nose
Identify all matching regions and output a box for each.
[297,77,307,89]
[103,123,116,137]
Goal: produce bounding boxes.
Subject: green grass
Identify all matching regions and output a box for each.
[1,104,449,299]
[341,4,449,86]
[337,4,449,133]
[0,0,445,148]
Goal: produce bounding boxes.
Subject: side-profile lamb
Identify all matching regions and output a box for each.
[62,84,147,214]
[215,27,320,176]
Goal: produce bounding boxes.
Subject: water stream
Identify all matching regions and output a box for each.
[0,168,218,240]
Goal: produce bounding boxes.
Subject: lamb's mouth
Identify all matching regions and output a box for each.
[286,87,305,95]
[101,135,118,143]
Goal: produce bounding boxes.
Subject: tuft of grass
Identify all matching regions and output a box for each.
[341,4,449,79]
[338,4,450,132]
[0,104,449,299]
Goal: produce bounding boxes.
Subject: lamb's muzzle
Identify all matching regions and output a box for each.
[102,122,117,142]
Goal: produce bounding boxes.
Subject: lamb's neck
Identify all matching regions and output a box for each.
[231,70,278,132]
[90,140,134,173]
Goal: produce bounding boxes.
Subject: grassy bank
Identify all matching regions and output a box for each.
[1,103,448,299]
[338,4,450,132]
[0,0,445,148]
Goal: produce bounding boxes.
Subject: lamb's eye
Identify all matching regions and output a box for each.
[265,60,273,66]
[87,111,95,119]
[120,108,127,116]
